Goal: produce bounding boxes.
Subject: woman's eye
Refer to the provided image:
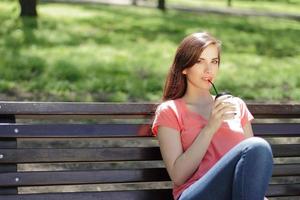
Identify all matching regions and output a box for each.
[212,60,219,64]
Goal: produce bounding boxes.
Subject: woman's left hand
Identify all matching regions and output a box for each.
[264,197,269,200]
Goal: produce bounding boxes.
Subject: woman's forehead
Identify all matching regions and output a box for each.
[199,45,219,59]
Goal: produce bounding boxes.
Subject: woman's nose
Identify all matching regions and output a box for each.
[204,62,212,73]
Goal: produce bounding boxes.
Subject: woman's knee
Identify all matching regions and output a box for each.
[243,137,273,161]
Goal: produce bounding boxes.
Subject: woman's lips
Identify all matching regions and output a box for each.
[202,77,213,82]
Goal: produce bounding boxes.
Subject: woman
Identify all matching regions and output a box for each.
[151,32,273,200]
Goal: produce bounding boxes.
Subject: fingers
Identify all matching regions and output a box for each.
[211,95,237,120]
[214,100,236,114]
[222,112,236,120]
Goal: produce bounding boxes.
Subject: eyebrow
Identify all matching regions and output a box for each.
[198,58,219,60]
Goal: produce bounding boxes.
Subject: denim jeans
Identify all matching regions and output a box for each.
[178,137,274,200]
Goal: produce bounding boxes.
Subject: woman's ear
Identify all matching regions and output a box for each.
[182,69,187,75]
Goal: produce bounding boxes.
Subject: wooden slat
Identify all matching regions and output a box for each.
[1,102,300,117]
[252,123,300,137]
[0,102,158,115]
[0,115,17,195]
[0,148,162,163]
[0,123,300,138]
[0,168,169,186]
[0,190,173,200]
[0,164,299,187]
[266,183,300,197]
[272,164,300,176]
[271,144,300,157]
[0,144,299,164]
[248,103,300,118]
[0,124,152,138]
[0,184,299,199]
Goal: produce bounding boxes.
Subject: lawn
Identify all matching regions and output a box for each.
[166,0,300,15]
[0,1,299,102]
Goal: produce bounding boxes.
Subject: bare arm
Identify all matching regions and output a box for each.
[242,120,254,138]
[157,125,215,186]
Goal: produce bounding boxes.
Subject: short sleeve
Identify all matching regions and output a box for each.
[151,101,181,137]
[237,97,254,127]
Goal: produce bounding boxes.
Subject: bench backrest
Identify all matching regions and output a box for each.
[0,102,300,199]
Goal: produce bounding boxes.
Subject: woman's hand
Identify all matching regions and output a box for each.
[206,95,237,133]
[264,197,269,200]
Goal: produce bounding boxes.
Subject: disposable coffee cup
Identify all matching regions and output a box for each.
[215,91,240,121]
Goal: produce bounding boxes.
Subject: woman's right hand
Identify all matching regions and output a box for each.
[206,95,237,133]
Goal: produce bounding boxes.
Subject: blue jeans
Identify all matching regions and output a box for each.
[178,137,273,200]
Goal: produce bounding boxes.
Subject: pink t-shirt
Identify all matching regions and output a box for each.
[151,97,254,200]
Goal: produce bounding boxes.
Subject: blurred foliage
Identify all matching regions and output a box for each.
[0,1,299,102]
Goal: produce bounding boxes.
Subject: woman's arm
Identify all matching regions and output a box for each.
[242,120,254,138]
[157,125,215,186]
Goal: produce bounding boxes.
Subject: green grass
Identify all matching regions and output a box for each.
[0,1,299,102]
[166,0,300,15]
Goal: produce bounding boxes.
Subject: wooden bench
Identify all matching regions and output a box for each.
[0,101,299,200]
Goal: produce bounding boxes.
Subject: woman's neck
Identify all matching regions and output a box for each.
[182,91,215,106]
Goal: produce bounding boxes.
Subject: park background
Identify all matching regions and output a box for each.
[1,0,299,103]
[0,0,300,199]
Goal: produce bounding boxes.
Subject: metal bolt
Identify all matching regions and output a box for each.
[0,154,3,159]
[14,128,19,133]
[15,177,20,182]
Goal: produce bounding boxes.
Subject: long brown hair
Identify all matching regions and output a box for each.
[162,32,221,101]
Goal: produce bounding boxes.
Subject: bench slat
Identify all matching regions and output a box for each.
[0,144,299,163]
[272,164,300,176]
[0,124,151,138]
[0,102,157,115]
[1,102,300,117]
[0,184,299,199]
[0,168,169,186]
[0,123,300,138]
[266,183,300,197]
[271,144,300,157]
[0,148,162,163]
[0,164,299,186]
[0,190,173,200]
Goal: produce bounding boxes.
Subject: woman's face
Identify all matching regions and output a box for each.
[182,44,219,90]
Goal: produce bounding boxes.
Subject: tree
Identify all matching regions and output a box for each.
[19,0,38,17]
[158,0,166,11]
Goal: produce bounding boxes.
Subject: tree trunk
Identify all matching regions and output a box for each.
[158,0,166,11]
[227,0,232,7]
[19,0,38,17]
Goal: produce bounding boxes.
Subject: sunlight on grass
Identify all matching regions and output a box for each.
[0,1,299,102]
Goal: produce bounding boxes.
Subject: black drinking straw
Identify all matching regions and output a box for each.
[208,80,219,96]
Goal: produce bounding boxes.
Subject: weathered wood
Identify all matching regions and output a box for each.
[0,102,300,198]
[0,147,162,163]
[0,115,17,195]
[266,184,300,197]
[271,144,300,157]
[0,123,300,138]
[0,102,157,115]
[272,164,300,176]
[0,164,299,187]
[1,102,300,117]
[0,143,298,164]
[0,124,152,138]
[0,168,169,186]
[0,190,173,200]
[0,184,299,199]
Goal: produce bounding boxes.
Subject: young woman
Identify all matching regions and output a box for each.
[151,32,273,200]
